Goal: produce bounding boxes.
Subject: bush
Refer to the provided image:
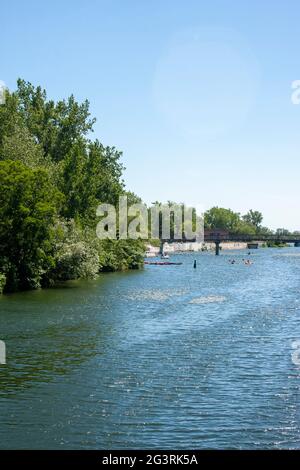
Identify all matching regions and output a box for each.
[266,241,287,248]
[47,219,100,282]
[52,242,99,281]
[0,160,62,291]
[0,273,6,294]
[98,239,145,272]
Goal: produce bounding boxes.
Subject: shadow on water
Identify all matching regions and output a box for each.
[0,277,116,397]
[0,270,144,398]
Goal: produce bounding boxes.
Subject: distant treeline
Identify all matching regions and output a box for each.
[204,207,297,237]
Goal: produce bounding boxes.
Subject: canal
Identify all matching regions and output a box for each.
[0,248,299,449]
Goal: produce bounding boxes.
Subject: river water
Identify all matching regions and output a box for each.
[0,248,299,449]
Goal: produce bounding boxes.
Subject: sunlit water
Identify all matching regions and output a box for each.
[0,248,300,449]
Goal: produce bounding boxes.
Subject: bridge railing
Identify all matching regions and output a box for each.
[160,235,300,243]
[204,234,300,243]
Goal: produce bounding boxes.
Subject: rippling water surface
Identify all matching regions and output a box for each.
[0,248,299,449]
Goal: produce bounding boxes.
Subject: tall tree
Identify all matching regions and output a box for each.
[204,207,241,232]
[12,79,96,162]
[242,210,263,231]
[0,161,63,291]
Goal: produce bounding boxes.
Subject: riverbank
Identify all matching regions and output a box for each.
[146,241,248,256]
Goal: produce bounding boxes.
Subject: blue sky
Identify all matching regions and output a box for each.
[1,0,300,230]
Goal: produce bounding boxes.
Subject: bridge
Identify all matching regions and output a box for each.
[160,230,300,256]
[204,232,300,255]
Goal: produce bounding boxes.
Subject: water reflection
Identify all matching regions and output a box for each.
[0,250,299,449]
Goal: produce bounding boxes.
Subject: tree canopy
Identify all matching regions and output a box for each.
[0,160,62,290]
[204,207,276,236]
[0,79,144,292]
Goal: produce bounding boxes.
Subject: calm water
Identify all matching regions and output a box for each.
[0,248,300,449]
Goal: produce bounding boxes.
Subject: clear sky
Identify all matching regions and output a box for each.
[1,0,300,230]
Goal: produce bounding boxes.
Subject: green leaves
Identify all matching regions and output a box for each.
[0,79,143,291]
[15,79,96,162]
[0,161,63,291]
[242,210,263,231]
[204,207,242,233]
[204,207,262,235]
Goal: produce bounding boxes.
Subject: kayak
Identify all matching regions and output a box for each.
[144,261,183,265]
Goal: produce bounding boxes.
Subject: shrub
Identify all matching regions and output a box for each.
[47,219,100,282]
[0,160,62,291]
[0,273,6,294]
[98,239,145,272]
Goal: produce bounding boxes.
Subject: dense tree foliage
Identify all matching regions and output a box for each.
[204,207,292,237]
[242,210,263,231]
[0,80,144,292]
[204,207,256,235]
[0,160,62,290]
[205,207,241,232]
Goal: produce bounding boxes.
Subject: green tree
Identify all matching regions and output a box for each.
[0,160,63,291]
[60,140,125,222]
[47,219,100,283]
[235,220,256,235]
[275,228,291,237]
[258,226,274,236]
[1,123,44,167]
[204,207,241,233]
[242,210,263,232]
[15,79,96,162]
[0,90,21,150]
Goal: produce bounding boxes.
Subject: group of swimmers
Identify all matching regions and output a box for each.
[228,258,253,265]
[193,253,254,269]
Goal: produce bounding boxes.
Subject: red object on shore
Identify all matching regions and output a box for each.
[144,261,183,266]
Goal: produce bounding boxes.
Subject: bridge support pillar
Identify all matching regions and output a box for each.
[247,242,258,249]
[215,241,221,256]
[295,241,300,247]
